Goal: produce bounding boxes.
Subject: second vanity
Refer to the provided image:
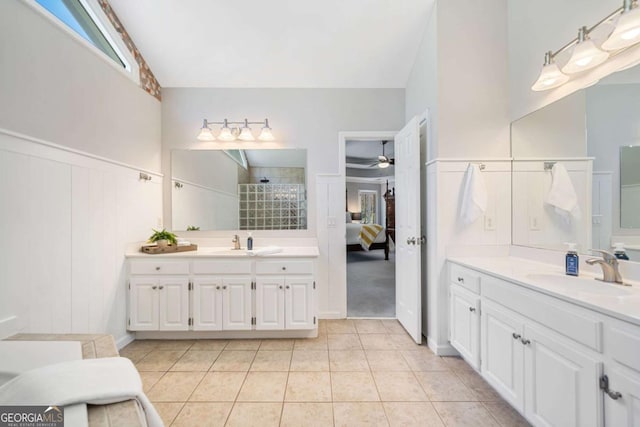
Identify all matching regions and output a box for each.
[447,256,640,427]
[126,246,319,339]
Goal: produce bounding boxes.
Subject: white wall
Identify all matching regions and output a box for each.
[0,0,162,343]
[0,0,161,171]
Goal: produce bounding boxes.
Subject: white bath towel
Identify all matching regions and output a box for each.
[544,163,581,223]
[459,164,488,226]
[0,357,163,427]
[247,246,283,256]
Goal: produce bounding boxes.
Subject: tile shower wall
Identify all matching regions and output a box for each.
[248,167,305,185]
[239,184,307,230]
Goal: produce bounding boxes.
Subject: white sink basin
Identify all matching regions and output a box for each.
[525,273,634,297]
[198,247,247,256]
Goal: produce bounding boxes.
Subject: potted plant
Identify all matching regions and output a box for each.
[186,225,200,231]
[148,228,177,247]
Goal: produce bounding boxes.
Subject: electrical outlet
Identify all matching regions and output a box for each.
[530,216,540,231]
[592,215,602,225]
[484,215,496,231]
[327,216,336,228]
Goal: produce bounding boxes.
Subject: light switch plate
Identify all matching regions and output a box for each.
[529,216,540,231]
[484,215,496,231]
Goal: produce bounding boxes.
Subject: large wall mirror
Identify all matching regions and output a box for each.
[511,65,640,261]
[171,149,307,231]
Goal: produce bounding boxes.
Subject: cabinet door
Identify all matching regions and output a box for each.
[603,367,640,427]
[524,324,603,427]
[481,300,525,411]
[222,276,252,330]
[192,277,223,331]
[255,276,285,330]
[129,277,159,331]
[449,285,480,369]
[285,276,314,330]
[158,277,190,331]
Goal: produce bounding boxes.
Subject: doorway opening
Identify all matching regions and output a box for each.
[345,139,396,317]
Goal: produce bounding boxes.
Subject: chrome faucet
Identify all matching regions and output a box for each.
[585,250,627,285]
[232,234,241,250]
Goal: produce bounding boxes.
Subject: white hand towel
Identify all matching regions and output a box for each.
[544,163,581,223]
[246,246,283,256]
[459,164,488,226]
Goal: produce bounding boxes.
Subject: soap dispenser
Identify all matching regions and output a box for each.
[247,232,253,251]
[613,243,629,260]
[565,243,579,276]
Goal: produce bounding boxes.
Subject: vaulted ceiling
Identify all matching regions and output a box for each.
[108,0,433,88]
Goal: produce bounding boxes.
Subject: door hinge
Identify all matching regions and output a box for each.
[251,317,256,326]
[251,281,256,290]
[188,317,193,326]
[128,282,130,290]
[313,281,316,290]
[313,316,316,325]
[188,282,193,291]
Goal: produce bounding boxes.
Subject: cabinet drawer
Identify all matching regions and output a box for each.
[482,275,603,352]
[256,261,313,275]
[130,261,189,275]
[449,263,481,294]
[193,260,252,275]
[606,319,640,373]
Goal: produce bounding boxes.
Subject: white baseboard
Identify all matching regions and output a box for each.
[134,329,318,340]
[427,336,460,356]
[115,333,136,350]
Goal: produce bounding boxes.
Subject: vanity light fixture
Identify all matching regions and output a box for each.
[532,0,640,91]
[196,118,274,142]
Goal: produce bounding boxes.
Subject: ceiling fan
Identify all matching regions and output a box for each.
[372,140,394,169]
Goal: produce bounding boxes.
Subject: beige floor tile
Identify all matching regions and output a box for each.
[329,350,370,371]
[360,334,397,350]
[119,347,153,364]
[317,320,328,336]
[433,402,500,427]
[483,401,531,426]
[135,350,185,371]
[250,350,292,371]
[388,333,423,350]
[225,402,282,427]
[154,340,194,351]
[401,350,450,371]
[354,319,387,334]
[442,356,475,372]
[294,335,328,351]
[373,371,428,401]
[189,371,247,402]
[455,370,502,401]
[152,402,183,426]
[331,371,380,401]
[171,402,233,427]
[210,350,256,371]
[123,340,160,351]
[326,319,357,334]
[285,372,332,402]
[383,402,445,427]
[281,402,333,427]
[328,333,363,350]
[147,371,205,402]
[237,371,289,402]
[290,350,329,371]
[190,339,229,351]
[225,339,262,350]
[381,320,408,335]
[259,339,294,350]
[139,371,164,392]
[170,350,220,372]
[333,402,389,427]
[415,371,477,402]
[366,350,411,371]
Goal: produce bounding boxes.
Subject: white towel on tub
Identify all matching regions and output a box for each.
[545,163,581,223]
[0,357,162,427]
[459,164,488,226]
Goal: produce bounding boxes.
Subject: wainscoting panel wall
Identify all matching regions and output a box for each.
[0,130,162,345]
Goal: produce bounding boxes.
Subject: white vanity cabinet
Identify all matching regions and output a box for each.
[448,264,481,369]
[128,261,190,331]
[255,260,315,330]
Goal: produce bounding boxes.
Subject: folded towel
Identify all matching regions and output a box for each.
[0,357,162,427]
[544,163,581,223]
[459,164,488,226]
[247,246,283,256]
[360,224,383,250]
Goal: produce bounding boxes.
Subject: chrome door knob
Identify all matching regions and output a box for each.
[407,237,416,245]
[469,307,476,312]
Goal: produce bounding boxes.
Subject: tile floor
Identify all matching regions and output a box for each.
[120,319,530,427]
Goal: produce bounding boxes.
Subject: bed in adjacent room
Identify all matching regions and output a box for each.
[346,221,390,259]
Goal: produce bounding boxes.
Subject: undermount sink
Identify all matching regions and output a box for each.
[524,273,634,297]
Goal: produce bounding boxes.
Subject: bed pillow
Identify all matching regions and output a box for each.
[345,212,352,223]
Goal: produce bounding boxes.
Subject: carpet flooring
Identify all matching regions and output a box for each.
[347,249,395,318]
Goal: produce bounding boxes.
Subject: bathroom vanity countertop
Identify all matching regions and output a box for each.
[448,256,640,326]
[125,246,320,258]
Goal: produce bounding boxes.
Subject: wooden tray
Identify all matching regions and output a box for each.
[141,244,198,254]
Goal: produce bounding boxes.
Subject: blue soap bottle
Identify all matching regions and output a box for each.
[565,243,579,276]
[247,232,253,251]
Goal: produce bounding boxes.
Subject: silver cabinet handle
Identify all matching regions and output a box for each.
[152,286,157,290]
[469,307,476,312]
[216,285,221,290]
[222,285,227,290]
[512,333,521,340]
[600,375,622,400]
[279,285,284,289]
[521,338,531,345]
[155,266,161,271]
[457,277,464,283]
[158,285,164,290]
[285,285,290,289]
[282,266,287,271]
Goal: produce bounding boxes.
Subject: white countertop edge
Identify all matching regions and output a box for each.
[448,256,640,327]
[126,246,320,259]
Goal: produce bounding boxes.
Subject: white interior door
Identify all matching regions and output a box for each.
[395,116,422,343]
